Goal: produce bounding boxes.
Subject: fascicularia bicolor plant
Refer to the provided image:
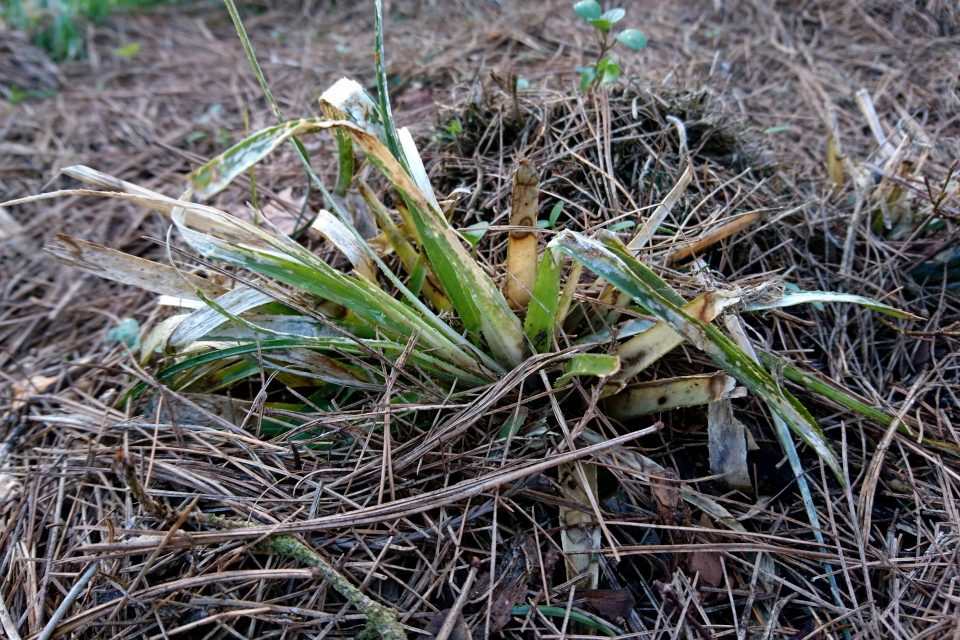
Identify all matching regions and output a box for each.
[2,0,929,625]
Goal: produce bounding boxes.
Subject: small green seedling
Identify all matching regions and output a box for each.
[537,201,565,229]
[573,1,647,93]
[115,42,141,59]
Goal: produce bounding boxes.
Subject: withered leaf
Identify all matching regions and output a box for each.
[580,588,636,620]
[418,609,472,640]
[469,533,537,634]
[488,577,527,633]
[650,469,691,538]
[684,551,724,589]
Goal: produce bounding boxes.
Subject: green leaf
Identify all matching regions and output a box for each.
[602,8,625,23]
[588,17,611,31]
[115,43,140,59]
[573,0,602,20]
[556,353,621,387]
[608,220,635,232]
[373,0,406,168]
[107,318,141,349]
[524,248,562,353]
[580,67,597,93]
[783,282,824,311]
[601,60,621,84]
[763,125,792,135]
[549,201,565,227]
[615,28,647,50]
[511,605,620,637]
[744,290,920,320]
[537,219,553,229]
[461,222,489,247]
[189,118,325,199]
[497,407,529,440]
[549,230,844,483]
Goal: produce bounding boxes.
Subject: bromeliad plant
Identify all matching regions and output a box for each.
[3,3,939,632]
[4,1,924,482]
[3,1,932,611]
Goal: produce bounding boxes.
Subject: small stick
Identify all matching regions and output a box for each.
[0,594,22,640]
[37,560,100,640]
[433,557,480,640]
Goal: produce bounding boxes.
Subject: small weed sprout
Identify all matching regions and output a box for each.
[573,0,647,93]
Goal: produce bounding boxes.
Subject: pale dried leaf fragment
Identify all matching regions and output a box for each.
[45,234,227,300]
[11,374,59,409]
[559,462,601,588]
[0,207,22,240]
[708,399,752,492]
[310,208,377,281]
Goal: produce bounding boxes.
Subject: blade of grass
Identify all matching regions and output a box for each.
[373,0,405,166]
[219,0,485,372]
[189,118,323,199]
[343,124,526,368]
[744,290,920,319]
[45,234,226,300]
[359,181,451,311]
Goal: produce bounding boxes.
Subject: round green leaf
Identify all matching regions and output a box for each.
[615,28,647,50]
[573,0,602,20]
[602,8,625,23]
[580,67,597,93]
[601,60,621,84]
[588,17,611,31]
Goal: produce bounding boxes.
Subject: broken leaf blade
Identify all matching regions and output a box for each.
[556,353,620,387]
[604,372,738,420]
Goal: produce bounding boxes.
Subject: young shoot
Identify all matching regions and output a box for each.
[573,1,647,93]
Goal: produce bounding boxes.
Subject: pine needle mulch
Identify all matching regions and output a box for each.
[1,2,959,639]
